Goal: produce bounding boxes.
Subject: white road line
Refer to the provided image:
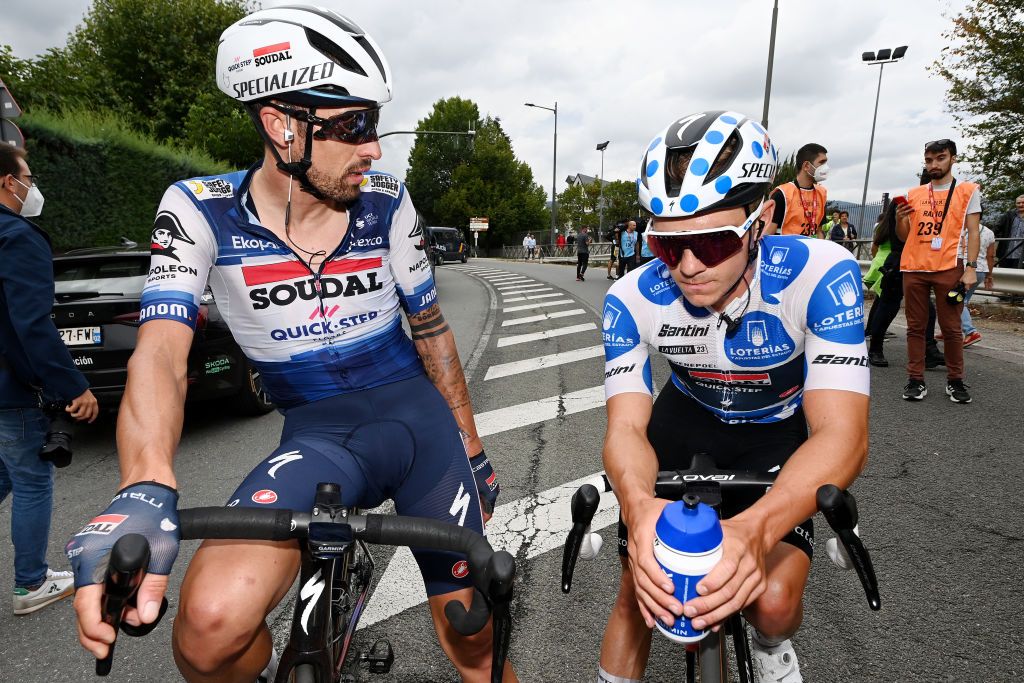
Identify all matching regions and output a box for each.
[497,322,597,347]
[484,345,605,380]
[360,470,619,629]
[502,293,565,303]
[476,384,606,436]
[483,276,528,283]
[485,274,530,280]
[498,285,550,293]
[501,309,586,327]
[502,299,575,313]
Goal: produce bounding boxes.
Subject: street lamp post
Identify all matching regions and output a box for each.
[762,0,779,128]
[857,45,908,231]
[596,141,609,237]
[525,102,558,246]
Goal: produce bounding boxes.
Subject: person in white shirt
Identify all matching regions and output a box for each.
[959,222,996,346]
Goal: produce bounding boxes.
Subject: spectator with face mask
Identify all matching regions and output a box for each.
[768,143,829,238]
[1,142,98,615]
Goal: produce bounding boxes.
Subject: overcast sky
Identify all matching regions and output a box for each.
[3,0,972,216]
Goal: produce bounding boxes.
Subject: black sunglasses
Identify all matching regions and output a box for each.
[271,103,381,144]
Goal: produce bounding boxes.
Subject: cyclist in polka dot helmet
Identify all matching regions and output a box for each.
[639,110,778,219]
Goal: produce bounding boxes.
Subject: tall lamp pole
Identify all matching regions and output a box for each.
[596,140,609,237]
[857,45,908,231]
[762,0,779,128]
[525,102,558,246]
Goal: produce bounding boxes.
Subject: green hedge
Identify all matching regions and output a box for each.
[20,109,235,251]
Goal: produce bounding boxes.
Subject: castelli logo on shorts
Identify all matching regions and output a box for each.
[452,560,469,579]
[252,489,278,505]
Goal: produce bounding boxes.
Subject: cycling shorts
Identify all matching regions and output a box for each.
[617,380,814,559]
[228,374,483,597]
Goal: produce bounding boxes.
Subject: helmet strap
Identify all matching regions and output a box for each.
[246,104,326,201]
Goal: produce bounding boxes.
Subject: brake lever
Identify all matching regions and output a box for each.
[490,599,512,683]
[562,484,600,593]
[816,485,881,611]
[96,534,150,676]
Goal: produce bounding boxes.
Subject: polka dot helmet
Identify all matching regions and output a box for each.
[638,111,779,221]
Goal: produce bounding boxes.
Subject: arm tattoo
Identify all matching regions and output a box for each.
[412,325,450,341]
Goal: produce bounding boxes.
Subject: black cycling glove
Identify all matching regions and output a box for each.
[470,451,500,514]
[66,482,180,588]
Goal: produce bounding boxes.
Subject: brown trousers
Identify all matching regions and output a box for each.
[902,266,964,381]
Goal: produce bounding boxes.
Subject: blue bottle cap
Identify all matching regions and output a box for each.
[655,495,723,554]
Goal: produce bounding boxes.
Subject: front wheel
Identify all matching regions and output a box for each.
[434,252,445,267]
[288,663,317,683]
[460,253,468,263]
[235,361,275,416]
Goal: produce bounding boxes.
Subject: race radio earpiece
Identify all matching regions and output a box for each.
[283,114,294,144]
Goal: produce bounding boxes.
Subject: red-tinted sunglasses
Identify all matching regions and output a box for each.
[646,201,762,268]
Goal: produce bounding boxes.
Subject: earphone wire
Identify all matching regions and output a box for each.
[281,113,326,273]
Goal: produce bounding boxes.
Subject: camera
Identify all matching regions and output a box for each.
[39,400,74,468]
[946,282,967,306]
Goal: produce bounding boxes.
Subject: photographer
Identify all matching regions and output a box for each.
[0,142,97,615]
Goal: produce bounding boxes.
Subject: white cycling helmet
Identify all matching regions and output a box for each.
[216,4,392,107]
[638,111,778,220]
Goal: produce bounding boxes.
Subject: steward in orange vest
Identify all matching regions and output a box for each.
[768,142,829,237]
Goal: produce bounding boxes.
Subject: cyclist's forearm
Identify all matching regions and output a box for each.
[735,394,868,545]
[603,395,658,523]
[116,344,187,489]
[410,305,483,456]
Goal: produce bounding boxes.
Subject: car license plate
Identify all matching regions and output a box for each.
[60,326,102,346]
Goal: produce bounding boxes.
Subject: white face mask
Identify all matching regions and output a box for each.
[812,162,830,183]
[13,177,44,217]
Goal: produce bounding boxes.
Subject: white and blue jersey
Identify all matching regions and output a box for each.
[140,168,437,408]
[602,236,870,423]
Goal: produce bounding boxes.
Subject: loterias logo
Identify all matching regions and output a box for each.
[253,41,292,67]
[151,212,195,263]
[243,257,384,310]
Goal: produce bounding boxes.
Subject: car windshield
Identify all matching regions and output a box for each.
[433,230,459,246]
[54,255,150,297]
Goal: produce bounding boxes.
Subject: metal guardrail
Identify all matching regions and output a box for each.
[856,261,1024,296]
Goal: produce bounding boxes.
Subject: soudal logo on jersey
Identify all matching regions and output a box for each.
[253,41,292,66]
[689,370,772,386]
[243,258,384,310]
[657,323,709,337]
[231,61,335,100]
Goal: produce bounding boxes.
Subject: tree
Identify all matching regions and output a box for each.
[404,98,549,249]
[2,0,260,167]
[603,180,644,229]
[405,96,479,223]
[556,181,600,233]
[774,152,798,187]
[933,0,1024,208]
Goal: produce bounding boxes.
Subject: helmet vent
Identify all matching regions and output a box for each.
[305,27,367,77]
[354,36,387,82]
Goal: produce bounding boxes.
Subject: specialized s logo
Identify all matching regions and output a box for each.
[450,482,472,527]
[299,569,325,635]
[151,212,196,263]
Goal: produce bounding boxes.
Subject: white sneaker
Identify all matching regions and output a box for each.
[13,568,75,615]
[750,637,802,683]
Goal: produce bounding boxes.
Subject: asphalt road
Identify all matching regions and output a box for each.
[1,257,1022,682]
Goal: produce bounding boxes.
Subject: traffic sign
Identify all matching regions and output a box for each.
[470,216,489,232]
[0,77,25,148]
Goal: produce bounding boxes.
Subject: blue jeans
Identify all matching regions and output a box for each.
[0,408,53,588]
[960,272,985,336]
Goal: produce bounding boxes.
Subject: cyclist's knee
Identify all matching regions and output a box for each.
[746,578,803,637]
[174,588,261,672]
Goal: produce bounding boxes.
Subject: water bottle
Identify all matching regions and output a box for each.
[652,493,723,643]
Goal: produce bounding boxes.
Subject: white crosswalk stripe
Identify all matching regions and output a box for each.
[483,275,530,282]
[497,285,550,293]
[484,345,605,380]
[475,384,606,436]
[496,323,597,347]
[502,293,565,302]
[502,309,586,326]
[502,299,575,313]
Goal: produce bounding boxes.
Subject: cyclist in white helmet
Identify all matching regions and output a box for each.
[597,111,869,683]
[69,6,513,681]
